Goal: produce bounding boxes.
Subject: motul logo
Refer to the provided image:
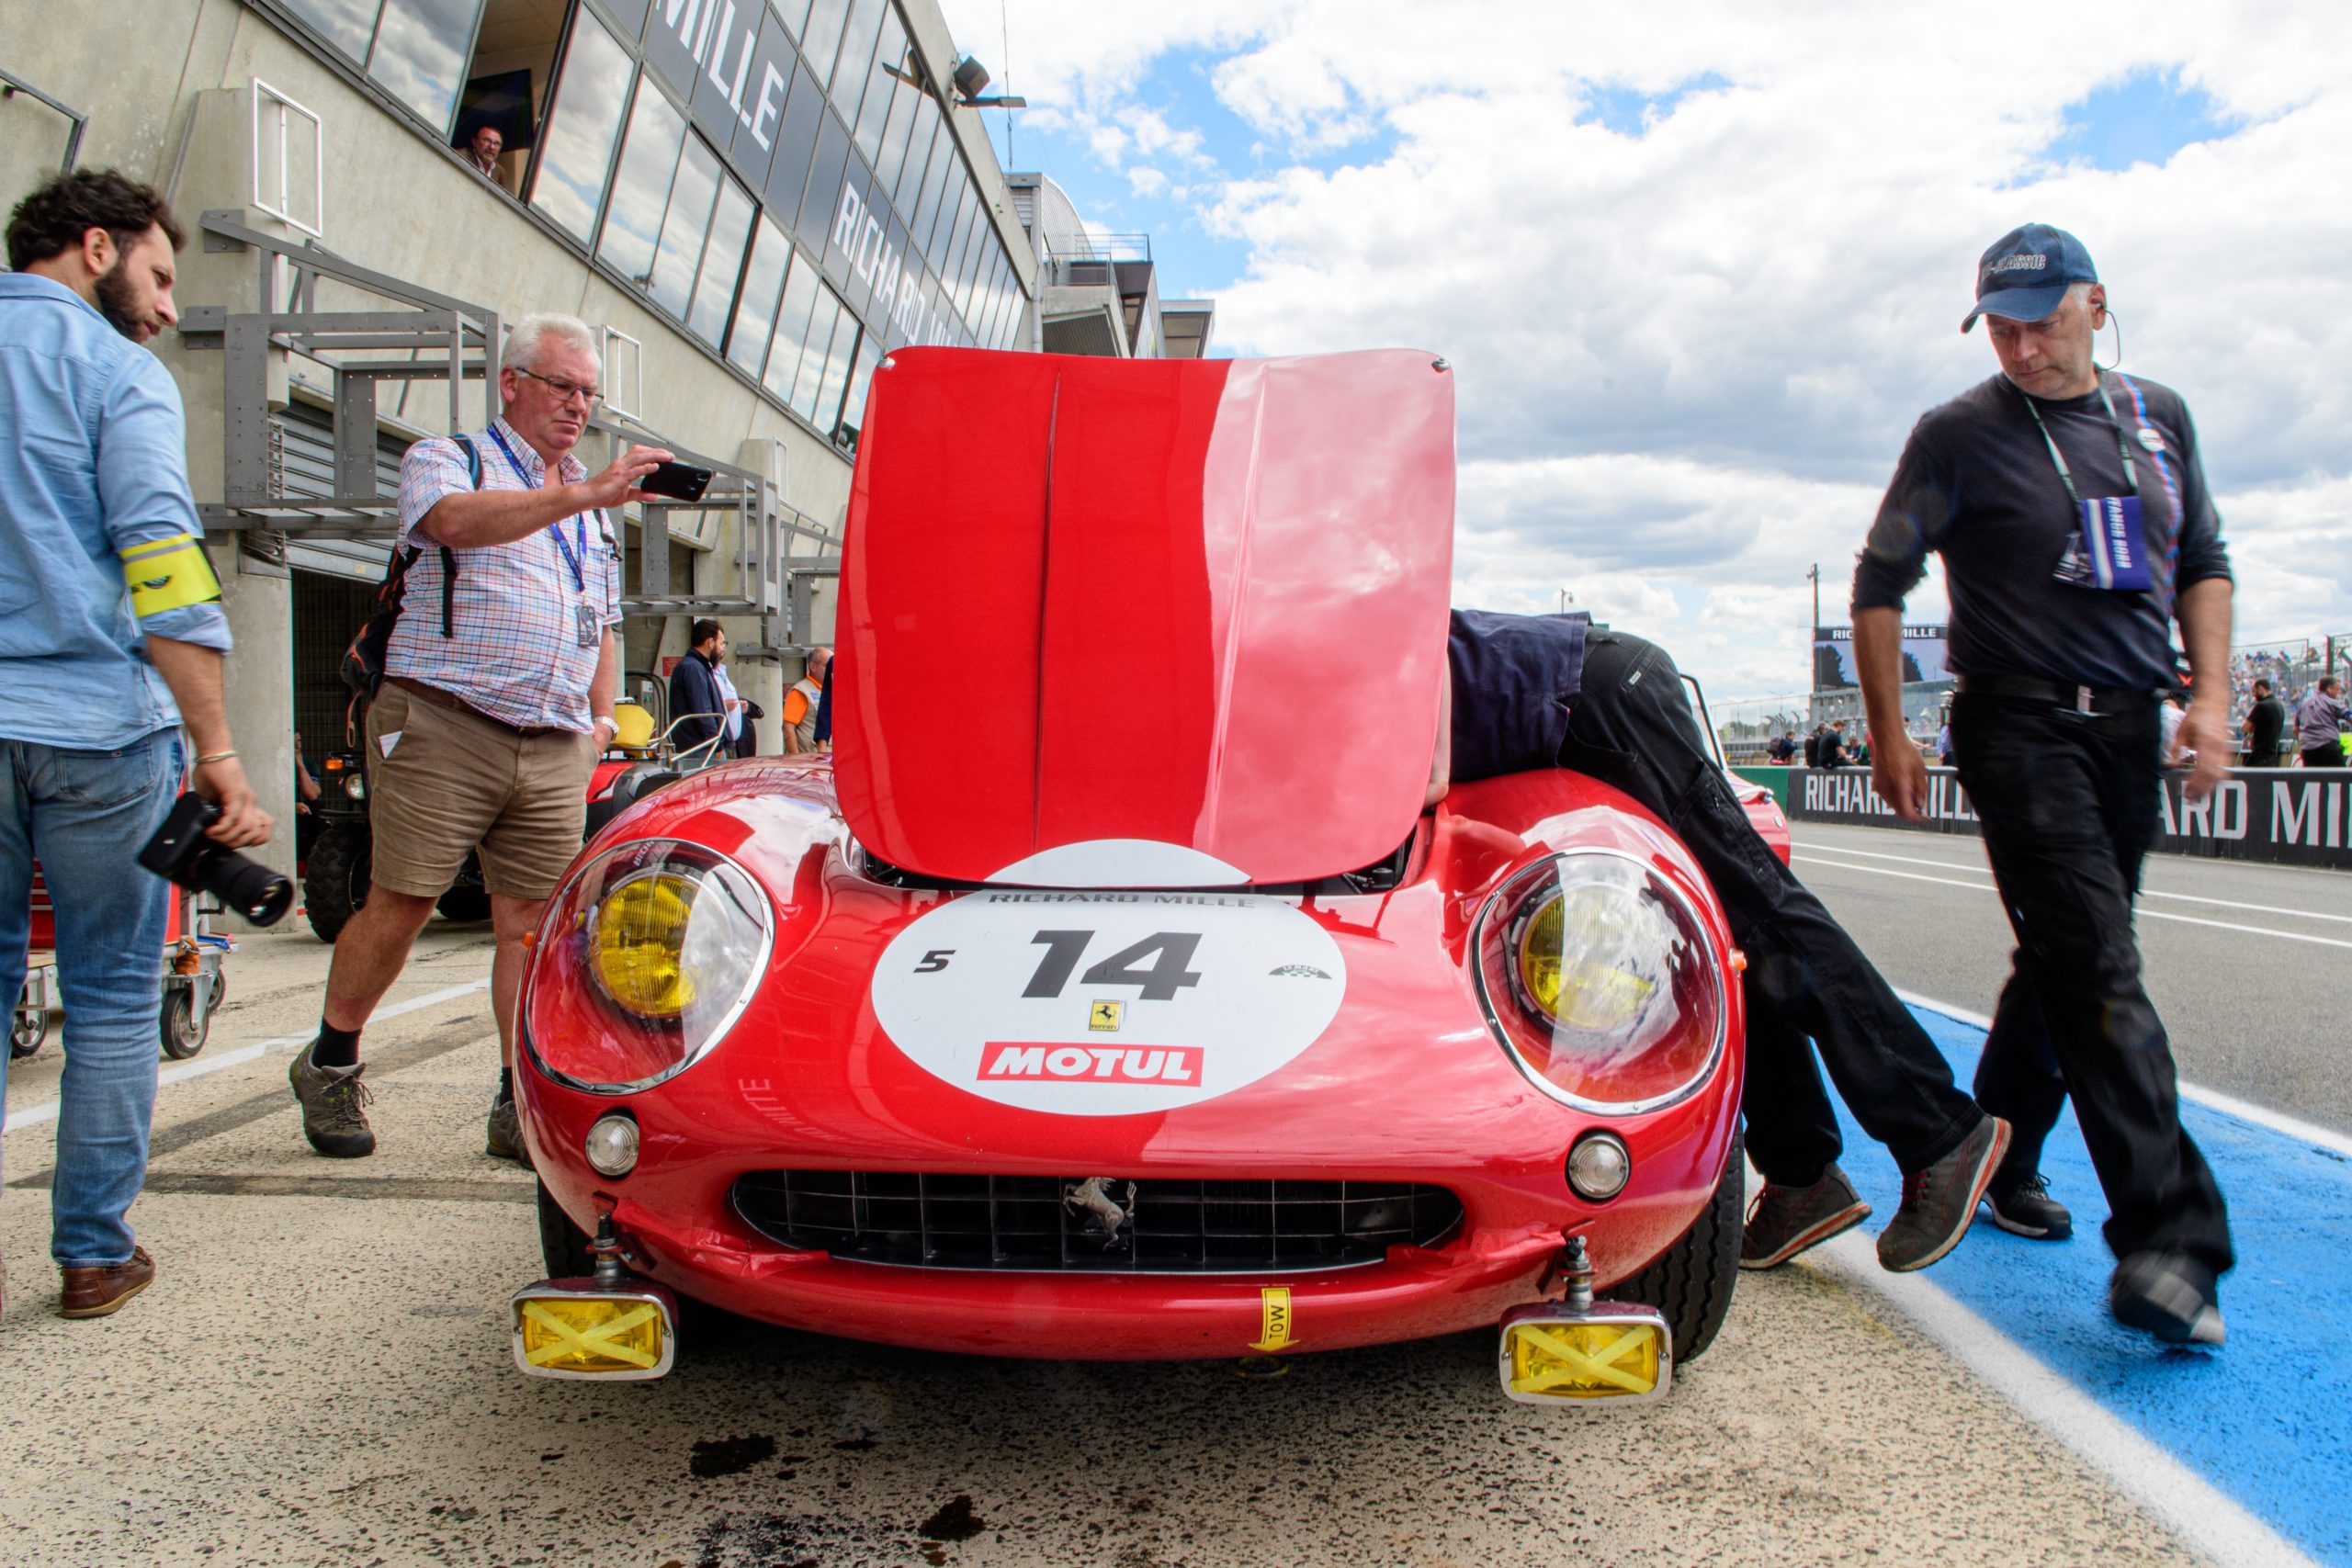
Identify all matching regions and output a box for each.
[979,1043,1204,1085]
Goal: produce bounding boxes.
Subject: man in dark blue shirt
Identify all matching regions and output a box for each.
[1853,224,2233,1346]
[667,618,730,759]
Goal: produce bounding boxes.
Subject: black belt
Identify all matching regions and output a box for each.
[1955,674,2158,716]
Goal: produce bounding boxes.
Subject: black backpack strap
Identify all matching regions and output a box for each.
[435,434,481,640]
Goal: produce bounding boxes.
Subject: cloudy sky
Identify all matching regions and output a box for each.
[937,0,2352,706]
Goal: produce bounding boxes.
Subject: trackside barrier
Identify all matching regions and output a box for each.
[1760,766,2352,871]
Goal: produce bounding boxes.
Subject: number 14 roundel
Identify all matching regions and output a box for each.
[869,891,1348,1115]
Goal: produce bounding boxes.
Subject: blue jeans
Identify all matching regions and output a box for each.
[0,729,178,1267]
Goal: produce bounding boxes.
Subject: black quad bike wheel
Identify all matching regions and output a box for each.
[1616,1125,1744,1364]
[303,824,373,944]
[435,883,492,924]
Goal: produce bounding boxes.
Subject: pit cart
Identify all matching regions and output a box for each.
[13,864,232,1062]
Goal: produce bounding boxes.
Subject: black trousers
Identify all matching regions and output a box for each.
[1558,633,1981,1182]
[1951,692,2233,1272]
[2302,745,2344,770]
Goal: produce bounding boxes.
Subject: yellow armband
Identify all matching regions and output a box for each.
[120,534,222,617]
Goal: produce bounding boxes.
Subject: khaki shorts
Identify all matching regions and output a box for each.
[365,682,596,902]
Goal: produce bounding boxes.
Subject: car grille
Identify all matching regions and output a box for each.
[732,1171,1464,1273]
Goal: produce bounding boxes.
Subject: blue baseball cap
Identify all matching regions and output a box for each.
[1961,222,2098,333]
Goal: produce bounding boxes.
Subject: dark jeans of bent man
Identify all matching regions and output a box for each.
[1557,632,1983,1183]
[1951,692,2233,1272]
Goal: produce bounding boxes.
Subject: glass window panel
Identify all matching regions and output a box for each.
[927,177,969,275]
[762,61,824,221]
[639,0,705,100]
[872,67,920,197]
[367,0,481,132]
[830,0,887,103]
[728,11,798,181]
[282,0,379,61]
[789,288,842,420]
[769,0,813,42]
[727,215,793,376]
[689,0,765,144]
[794,111,852,254]
[911,124,956,252]
[597,80,689,290]
[603,0,650,36]
[530,12,636,243]
[837,329,881,448]
[825,157,877,301]
[648,130,722,317]
[852,12,904,165]
[687,172,756,345]
[815,307,860,438]
[944,197,982,314]
[796,0,853,89]
[892,94,938,215]
[762,249,821,402]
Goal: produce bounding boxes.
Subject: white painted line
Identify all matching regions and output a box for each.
[1808,1231,2322,1568]
[1792,837,2352,925]
[1894,987,2352,1162]
[3,978,492,1134]
[1794,853,2352,952]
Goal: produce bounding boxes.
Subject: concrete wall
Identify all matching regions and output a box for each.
[3,0,862,870]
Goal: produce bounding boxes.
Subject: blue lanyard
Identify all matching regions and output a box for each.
[484,424,586,594]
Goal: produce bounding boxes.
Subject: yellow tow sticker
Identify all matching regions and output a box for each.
[1251,1287,1295,1351]
[120,534,221,617]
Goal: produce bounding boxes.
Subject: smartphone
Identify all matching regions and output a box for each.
[641,459,714,502]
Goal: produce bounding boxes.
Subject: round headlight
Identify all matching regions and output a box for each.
[523,840,773,1095]
[1474,852,1725,1115]
[584,1112,640,1177]
[1567,1132,1632,1201]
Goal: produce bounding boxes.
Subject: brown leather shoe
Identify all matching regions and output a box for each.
[59,1247,156,1319]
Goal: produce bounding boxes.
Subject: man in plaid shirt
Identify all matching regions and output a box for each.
[290,312,670,1163]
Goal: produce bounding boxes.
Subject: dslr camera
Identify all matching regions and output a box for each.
[138,793,292,926]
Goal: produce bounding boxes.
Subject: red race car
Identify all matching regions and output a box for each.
[512,349,1747,1407]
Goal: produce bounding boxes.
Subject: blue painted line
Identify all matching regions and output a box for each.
[1822,1008,2352,1566]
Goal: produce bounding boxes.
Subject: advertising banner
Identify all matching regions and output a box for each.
[1783,767,2352,870]
[1813,625,1949,691]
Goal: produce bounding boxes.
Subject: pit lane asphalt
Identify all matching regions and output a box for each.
[1,921,2206,1566]
[1788,819,2352,1136]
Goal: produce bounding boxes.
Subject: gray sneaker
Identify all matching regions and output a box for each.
[289,1043,375,1158]
[484,1098,530,1166]
[1877,1114,2010,1272]
[1741,1164,1871,1269]
[2109,1251,2225,1346]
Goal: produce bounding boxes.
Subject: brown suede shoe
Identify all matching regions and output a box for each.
[59,1247,156,1319]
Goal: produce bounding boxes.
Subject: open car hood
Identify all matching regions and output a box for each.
[834,348,1455,887]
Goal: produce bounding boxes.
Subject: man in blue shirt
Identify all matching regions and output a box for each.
[0,170,270,1319]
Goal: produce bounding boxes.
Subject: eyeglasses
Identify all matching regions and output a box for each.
[512,366,603,408]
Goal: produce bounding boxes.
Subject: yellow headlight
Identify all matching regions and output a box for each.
[591,872,701,1017]
[1504,1317,1664,1400]
[514,1291,672,1377]
[1516,886,1659,1030]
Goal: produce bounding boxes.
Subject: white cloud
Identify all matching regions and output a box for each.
[944,0,2352,700]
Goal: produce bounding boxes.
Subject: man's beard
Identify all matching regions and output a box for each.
[95,260,156,342]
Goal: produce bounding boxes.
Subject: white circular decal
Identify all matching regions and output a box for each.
[871,891,1347,1115]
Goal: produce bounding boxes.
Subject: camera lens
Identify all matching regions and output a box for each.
[197,843,294,925]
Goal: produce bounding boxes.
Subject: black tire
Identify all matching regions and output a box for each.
[1617,1126,1744,1365]
[537,1179,596,1278]
[435,883,492,924]
[10,1007,46,1059]
[159,987,208,1060]
[303,826,372,944]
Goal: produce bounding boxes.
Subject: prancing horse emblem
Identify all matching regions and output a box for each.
[1063,1176,1136,1248]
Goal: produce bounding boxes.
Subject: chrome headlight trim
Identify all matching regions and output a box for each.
[1470,848,1729,1117]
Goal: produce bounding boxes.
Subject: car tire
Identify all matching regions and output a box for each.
[303,825,372,944]
[1616,1125,1743,1364]
[435,883,492,924]
[537,1179,596,1278]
